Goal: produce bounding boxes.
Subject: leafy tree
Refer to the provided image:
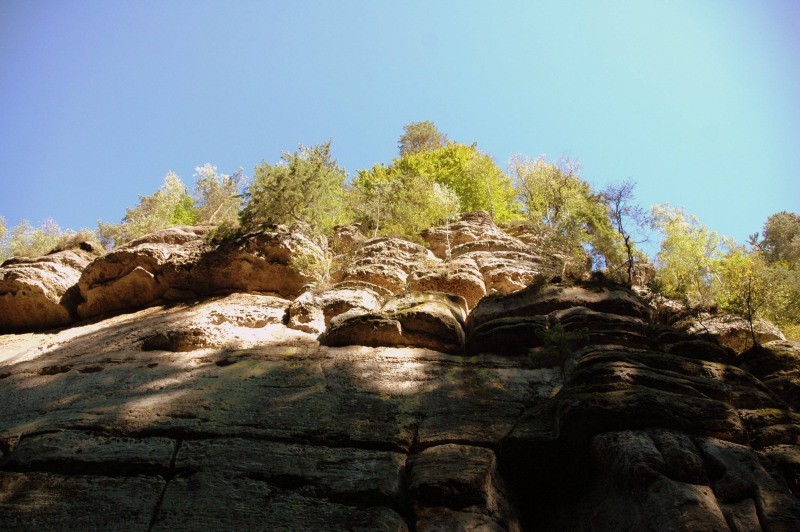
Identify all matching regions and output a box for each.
[193,164,245,226]
[349,164,460,240]
[398,121,447,155]
[510,155,621,272]
[239,142,346,234]
[1,218,69,260]
[98,171,197,247]
[650,204,722,306]
[758,211,800,266]
[397,143,519,223]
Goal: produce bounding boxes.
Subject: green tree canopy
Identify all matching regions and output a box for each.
[510,155,622,271]
[194,164,245,226]
[239,142,347,234]
[349,163,460,240]
[759,211,800,266]
[396,142,519,223]
[651,204,722,306]
[398,121,447,155]
[98,171,197,247]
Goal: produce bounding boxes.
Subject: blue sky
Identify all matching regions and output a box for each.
[1,0,798,249]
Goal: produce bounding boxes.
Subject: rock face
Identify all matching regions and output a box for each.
[1,219,799,530]
[674,312,786,353]
[77,225,321,319]
[0,248,97,332]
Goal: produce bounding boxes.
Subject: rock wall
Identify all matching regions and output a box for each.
[1,213,799,530]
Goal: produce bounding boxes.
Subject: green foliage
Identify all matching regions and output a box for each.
[290,243,334,293]
[510,155,622,272]
[1,218,64,260]
[239,142,346,234]
[194,164,245,226]
[536,323,590,357]
[651,204,721,306]
[397,143,519,223]
[758,211,800,266]
[98,172,197,247]
[398,120,447,155]
[0,218,100,261]
[349,163,460,240]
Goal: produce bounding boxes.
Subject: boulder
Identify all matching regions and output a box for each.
[408,444,517,529]
[674,312,786,353]
[467,281,653,333]
[77,226,320,319]
[287,286,382,334]
[407,256,486,309]
[0,248,96,332]
[738,340,800,409]
[321,292,467,354]
[421,211,504,259]
[76,227,211,318]
[341,237,438,295]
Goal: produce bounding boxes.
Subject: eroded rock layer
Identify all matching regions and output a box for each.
[1,216,799,530]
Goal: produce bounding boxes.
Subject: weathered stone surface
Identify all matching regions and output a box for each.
[467,281,653,332]
[421,211,500,259]
[739,340,800,409]
[77,226,319,319]
[153,471,408,531]
[175,438,406,503]
[698,437,800,529]
[408,444,517,529]
[415,507,506,532]
[0,249,96,332]
[341,237,437,295]
[287,286,382,334]
[408,256,486,309]
[0,471,164,530]
[674,312,786,353]
[1,224,799,530]
[322,292,467,354]
[2,430,174,476]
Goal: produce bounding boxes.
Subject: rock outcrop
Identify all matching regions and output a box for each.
[77,225,321,319]
[674,312,786,353]
[0,248,97,332]
[1,218,799,530]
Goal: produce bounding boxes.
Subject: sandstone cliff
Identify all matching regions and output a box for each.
[0,214,798,530]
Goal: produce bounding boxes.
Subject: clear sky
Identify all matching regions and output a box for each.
[1,0,798,248]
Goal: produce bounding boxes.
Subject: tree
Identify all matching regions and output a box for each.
[194,164,245,226]
[651,204,721,306]
[239,142,347,234]
[602,180,650,285]
[348,163,460,241]
[398,121,447,155]
[1,218,68,260]
[98,171,197,247]
[510,155,621,272]
[759,211,800,266]
[397,143,520,222]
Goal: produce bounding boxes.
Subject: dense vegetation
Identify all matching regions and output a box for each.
[2,122,798,339]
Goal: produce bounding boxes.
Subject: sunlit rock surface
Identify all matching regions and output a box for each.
[0,248,97,332]
[1,217,799,530]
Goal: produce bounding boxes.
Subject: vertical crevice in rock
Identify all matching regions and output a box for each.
[148,438,182,531]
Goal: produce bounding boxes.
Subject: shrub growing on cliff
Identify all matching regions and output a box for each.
[239,142,347,234]
[97,171,197,247]
[1,218,66,260]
